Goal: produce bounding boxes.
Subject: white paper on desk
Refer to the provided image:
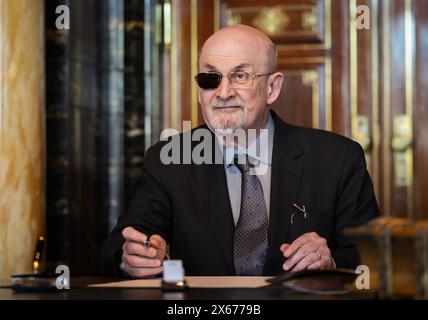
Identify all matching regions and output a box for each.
[89,276,271,289]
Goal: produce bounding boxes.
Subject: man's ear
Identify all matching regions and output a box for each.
[266,72,284,105]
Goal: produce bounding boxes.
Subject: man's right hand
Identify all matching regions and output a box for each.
[120,226,166,278]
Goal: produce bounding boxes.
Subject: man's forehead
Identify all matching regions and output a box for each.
[203,25,270,49]
[201,62,254,73]
[199,27,272,71]
[201,37,261,56]
[199,50,260,71]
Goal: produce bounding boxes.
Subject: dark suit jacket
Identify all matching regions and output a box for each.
[101,111,379,276]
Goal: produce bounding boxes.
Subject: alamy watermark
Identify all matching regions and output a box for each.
[55,264,70,290]
[159,122,269,175]
[355,265,370,290]
[356,5,370,30]
[55,5,70,30]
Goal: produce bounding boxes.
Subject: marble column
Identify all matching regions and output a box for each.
[0,0,45,277]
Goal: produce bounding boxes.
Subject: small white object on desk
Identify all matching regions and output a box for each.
[163,260,185,283]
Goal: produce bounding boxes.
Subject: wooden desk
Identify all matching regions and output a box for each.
[0,277,376,300]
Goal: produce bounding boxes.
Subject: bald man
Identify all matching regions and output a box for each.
[102,25,379,277]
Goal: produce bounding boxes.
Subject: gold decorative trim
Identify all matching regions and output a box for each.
[325,57,332,131]
[226,4,316,13]
[324,0,332,50]
[404,0,414,220]
[226,8,242,26]
[214,0,220,31]
[252,7,290,36]
[191,0,198,127]
[382,0,391,217]
[302,70,320,128]
[214,0,331,50]
[349,0,374,168]
[279,0,331,50]
[163,2,171,47]
[302,70,318,84]
[392,115,412,183]
[278,57,332,130]
[278,57,326,64]
[302,7,318,31]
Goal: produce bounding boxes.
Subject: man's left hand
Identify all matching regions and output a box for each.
[280,232,335,272]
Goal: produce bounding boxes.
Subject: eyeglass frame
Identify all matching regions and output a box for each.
[194,70,274,90]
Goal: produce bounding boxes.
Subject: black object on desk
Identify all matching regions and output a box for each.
[10,273,58,293]
[10,235,59,293]
[266,269,358,295]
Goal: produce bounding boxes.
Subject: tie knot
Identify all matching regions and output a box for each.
[233,155,251,173]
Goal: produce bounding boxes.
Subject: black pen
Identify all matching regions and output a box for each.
[142,234,170,260]
[143,233,152,247]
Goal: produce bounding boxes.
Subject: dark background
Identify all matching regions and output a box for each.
[45,0,165,275]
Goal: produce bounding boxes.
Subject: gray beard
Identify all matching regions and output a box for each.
[208,111,245,132]
[206,101,246,131]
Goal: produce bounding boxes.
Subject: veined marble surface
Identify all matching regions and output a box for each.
[0,0,45,277]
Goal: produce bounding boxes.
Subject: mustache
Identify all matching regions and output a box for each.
[211,100,245,109]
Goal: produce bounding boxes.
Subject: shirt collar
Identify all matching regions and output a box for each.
[220,113,275,168]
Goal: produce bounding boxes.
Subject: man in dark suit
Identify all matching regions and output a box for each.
[102,24,379,277]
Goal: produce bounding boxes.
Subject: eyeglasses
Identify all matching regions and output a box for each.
[195,71,273,90]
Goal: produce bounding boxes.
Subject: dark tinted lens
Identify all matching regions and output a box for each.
[196,73,222,89]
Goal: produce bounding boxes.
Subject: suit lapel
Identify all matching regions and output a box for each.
[192,130,235,274]
[190,116,305,276]
[264,113,305,275]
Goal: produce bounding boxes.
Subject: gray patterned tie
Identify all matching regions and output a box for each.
[233,155,268,276]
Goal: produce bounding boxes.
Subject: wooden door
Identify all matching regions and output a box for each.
[166,0,428,220]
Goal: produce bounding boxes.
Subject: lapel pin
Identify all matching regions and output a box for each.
[291,203,309,224]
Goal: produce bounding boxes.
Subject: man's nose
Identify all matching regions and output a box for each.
[215,75,236,100]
